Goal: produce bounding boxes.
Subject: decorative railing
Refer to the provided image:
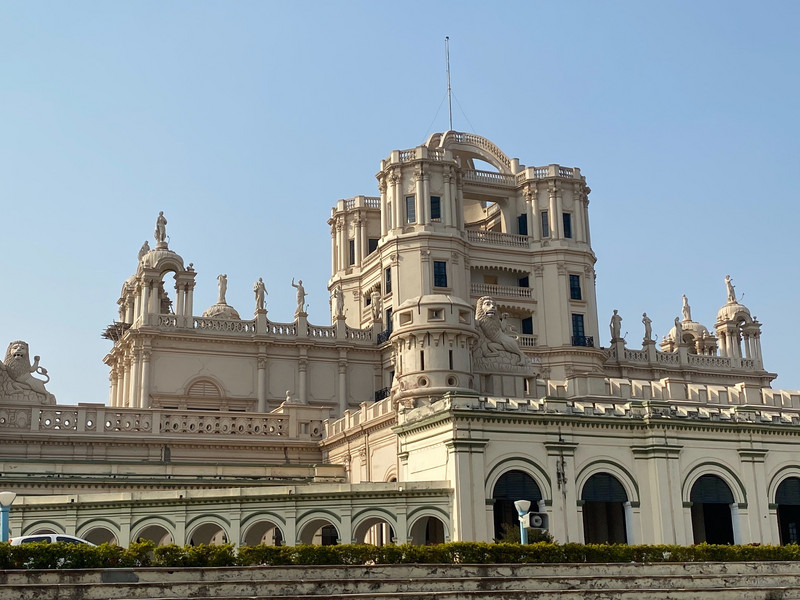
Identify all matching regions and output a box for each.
[267,321,297,336]
[377,329,392,344]
[365,197,380,208]
[517,334,537,348]
[471,282,532,299]
[346,327,372,341]
[515,165,577,183]
[463,170,516,187]
[571,336,594,348]
[158,315,178,327]
[374,387,391,402]
[325,397,395,437]
[688,355,731,369]
[466,230,529,248]
[342,196,380,211]
[399,149,415,162]
[656,352,680,365]
[623,349,648,362]
[451,132,511,169]
[193,317,256,333]
[309,324,336,338]
[3,405,325,440]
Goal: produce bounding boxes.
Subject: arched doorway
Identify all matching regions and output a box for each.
[409,516,446,545]
[353,517,395,546]
[298,519,339,545]
[187,522,228,546]
[242,520,284,546]
[690,474,735,544]
[134,525,173,546]
[776,477,800,545]
[492,469,542,540]
[581,473,628,544]
[82,527,117,545]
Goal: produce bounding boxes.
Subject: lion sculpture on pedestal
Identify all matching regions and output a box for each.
[473,297,527,366]
[0,340,56,404]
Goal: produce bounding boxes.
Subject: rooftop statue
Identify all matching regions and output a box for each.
[334,285,344,318]
[682,295,692,321]
[291,278,306,317]
[138,241,150,262]
[217,274,228,305]
[642,312,652,342]
[0,341,56,404]
[254,278,267,311]
[473,296,526,366]
[610,309,622,341]
[154,211,167,245]
[725,274,737,303]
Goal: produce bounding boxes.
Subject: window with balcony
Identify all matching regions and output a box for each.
[406,196,416,223]
[430,196,441,221]
[569,274,582,300]
[433,261,448,288]
[572,313,593,347]
[518,213,528,235]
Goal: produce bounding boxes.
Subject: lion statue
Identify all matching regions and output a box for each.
[473,297,527,365]
[1,340,56,404]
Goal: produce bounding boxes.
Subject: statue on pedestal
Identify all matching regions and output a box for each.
[291,278,306,317]
[0,341,56,404]
[217,274,228,305]
[682,295,692,321]
[154,211,167,244]
[334,285,344,318]
[725,275,736,303]
[642,312,652,342]
[253,278,267,311]
[610,309,622,341]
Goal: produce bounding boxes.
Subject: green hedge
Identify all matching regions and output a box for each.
[3,541,800,569]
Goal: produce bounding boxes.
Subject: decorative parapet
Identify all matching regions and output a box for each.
[324,397,395,438]
[193,317,256,333]
[0,403,328,440]
[611,344,760,373]
[395,391,800,429]
[470,282,532,299]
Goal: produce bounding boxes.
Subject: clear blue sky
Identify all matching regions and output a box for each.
[2,1,799,404]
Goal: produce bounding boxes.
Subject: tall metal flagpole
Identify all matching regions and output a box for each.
[446,37,453,131]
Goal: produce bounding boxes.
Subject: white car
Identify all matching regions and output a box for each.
[9,534,95,546]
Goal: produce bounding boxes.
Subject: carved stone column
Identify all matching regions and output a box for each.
[257,354,267,412]
[139,348,152,409]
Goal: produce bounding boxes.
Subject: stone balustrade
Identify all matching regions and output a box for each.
[471,282,532,299]
[0,403,327,440]
[325,397,395,437]
[466,229,529,248]
[462,169,517,187]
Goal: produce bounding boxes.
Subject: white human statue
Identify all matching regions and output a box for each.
[138,240,150,262]
[154,211,167,244]
[642,312,652,341]
[334,285,344,318]
[291,278,306,317]
[725,274,736,303]
[253,278,267,311]
[674,317,682,343]
[217,274,228,305]
[610,309,622,340]
[370,291,382,322]
[681,294,691,321]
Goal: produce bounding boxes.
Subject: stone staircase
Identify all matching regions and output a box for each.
[2,561,800,599]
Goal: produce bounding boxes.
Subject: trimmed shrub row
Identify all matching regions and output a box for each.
[2,540,800,570]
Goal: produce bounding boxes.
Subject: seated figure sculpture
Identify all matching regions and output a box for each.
[473,296,527,366]
[0,340,56,404]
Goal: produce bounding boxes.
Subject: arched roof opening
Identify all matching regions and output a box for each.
[426,131,514,174]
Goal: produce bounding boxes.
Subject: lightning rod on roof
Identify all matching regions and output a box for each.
[446,36,453,131]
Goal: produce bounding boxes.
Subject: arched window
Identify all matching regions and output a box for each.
[776,477,800,545]
[492,470,542,541]
[186,379,221,398]
[690,474,735,544]
[581,473,628,544]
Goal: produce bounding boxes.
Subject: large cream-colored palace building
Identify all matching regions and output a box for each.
[2,131,799,548]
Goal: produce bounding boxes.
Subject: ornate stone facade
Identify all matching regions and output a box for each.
[3,132,800,549]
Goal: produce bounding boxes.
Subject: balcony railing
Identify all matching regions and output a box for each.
[471,282,532,300]
[572,335,594,348]
[466,230,530,248]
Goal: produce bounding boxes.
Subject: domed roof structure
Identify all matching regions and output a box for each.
[670,319,710,343]
[202,303,241,320]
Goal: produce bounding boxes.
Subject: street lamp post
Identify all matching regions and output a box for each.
[0,492,16,543]
[513,499,531,545]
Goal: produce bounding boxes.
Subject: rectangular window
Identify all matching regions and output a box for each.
[540,211,550,237]
[420,350,425,371]
[569,274,582,300]
[571,314,590,347]
[386,308,393,333]
[433,261,448,288]
[518,213,528,235]
[348,240,355,265]
[406,196,416,223]
[522,317,533,335]
[449,349,453,370]
[563,213,573,239]
[368,238,379,254]
[518,276,529,288]
[384,266,392,294]
[430,196,441,220]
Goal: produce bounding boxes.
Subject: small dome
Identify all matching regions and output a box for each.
[717,301,752,324]
[671,319,709,342]
[202,303,241,320]
[140,248,185,273]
